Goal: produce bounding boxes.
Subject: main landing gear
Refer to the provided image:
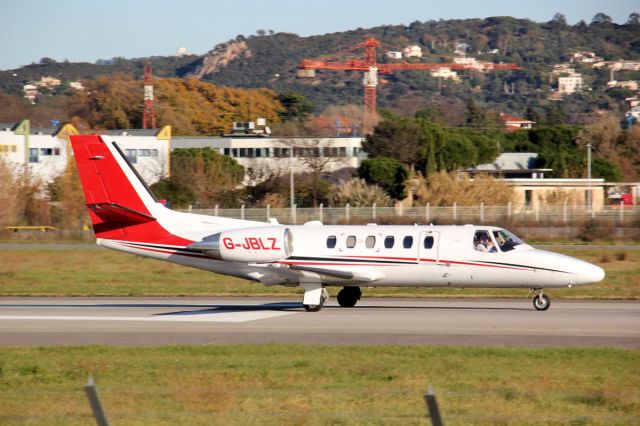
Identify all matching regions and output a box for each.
[303,287,329,312]
[337,286,362,308]
[531,288,550,311]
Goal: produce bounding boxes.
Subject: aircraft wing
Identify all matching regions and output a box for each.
[241,264,385,286]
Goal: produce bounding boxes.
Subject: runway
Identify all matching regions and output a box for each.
[0,297,638,347]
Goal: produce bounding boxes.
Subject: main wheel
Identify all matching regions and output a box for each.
[337,287,361,308]
[533,294,550,311]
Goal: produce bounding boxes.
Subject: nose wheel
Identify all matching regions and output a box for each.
[532,289,550,311]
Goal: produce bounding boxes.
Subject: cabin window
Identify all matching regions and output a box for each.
[346,235,356,248]
[384,236,394,249]
[403,236,413,249]
[474,230,497,253]
[365,236,376,249]
[423,236,434,249]
[326,235,337,249]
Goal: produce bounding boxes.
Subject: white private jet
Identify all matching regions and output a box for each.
[70,134,605,312]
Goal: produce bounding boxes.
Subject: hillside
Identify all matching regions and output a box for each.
[1,14,639,124]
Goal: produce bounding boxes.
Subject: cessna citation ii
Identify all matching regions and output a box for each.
[70,134,605,312]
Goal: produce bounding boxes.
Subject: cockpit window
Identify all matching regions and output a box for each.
[493,229,524,252]
[474,230,497,253]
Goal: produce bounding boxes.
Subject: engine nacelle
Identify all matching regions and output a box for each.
[188,226,292,263]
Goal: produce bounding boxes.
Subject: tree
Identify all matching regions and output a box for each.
[591,13,613,25]
[358,157,409,200]
[464,99,502,129]
[151,148,244,208]
[550,13,567,27]
[48,160,87,229]
[627,12,640,26]
[591,157,622,181]
[278,91,313,122]
[278,138,336,207]
[363,116,423,168]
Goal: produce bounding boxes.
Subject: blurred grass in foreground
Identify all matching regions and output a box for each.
[0,345,638,426]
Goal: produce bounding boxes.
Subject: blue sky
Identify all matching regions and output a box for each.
[1,0,637,70]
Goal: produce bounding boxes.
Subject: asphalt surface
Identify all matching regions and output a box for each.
[0,297,638,347]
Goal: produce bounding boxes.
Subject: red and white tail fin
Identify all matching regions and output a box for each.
[70,134,191,245]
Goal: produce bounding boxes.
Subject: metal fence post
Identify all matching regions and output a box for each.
[346,203,350,222]
[319,203,324,222]
[372,203,377,220]
[241,204,245,220]
[214,204,219,217]
[84,376,109,426]
[292,204,297,224]
[424,384,443,426]
[266,204,271,221]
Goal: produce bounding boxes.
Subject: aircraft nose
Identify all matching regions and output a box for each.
[575,261,605,285]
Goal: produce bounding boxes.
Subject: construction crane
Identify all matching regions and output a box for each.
[298,37,520,118]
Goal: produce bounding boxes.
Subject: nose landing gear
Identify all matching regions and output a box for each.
[531,288,550,311]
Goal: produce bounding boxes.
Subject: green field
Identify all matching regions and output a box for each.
[0,248,639,299]
[0,345,638,425]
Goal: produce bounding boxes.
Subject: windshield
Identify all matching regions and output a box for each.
[492,229,524,252]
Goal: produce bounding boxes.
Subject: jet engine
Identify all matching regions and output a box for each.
[188,226,292,263]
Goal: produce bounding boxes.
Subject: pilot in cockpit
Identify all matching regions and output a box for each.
[474,231,497,253]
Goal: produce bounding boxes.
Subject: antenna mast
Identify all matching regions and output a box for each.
[142,62,156,129]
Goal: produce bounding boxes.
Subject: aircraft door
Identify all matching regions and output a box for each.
[418,231,440,264]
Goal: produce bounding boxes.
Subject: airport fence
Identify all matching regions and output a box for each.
[184,204,640,240]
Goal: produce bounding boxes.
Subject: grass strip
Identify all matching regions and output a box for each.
[0,345,638,425]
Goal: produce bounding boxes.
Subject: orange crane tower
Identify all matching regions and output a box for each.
[298,37,520,117]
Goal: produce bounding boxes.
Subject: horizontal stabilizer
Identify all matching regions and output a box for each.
[88,203,156,224]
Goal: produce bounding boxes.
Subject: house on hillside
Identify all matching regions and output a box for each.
[499,113,535,131]
[558,74,584,94]
[430,67,460,81]
[403,45,422,58]
[568,51,603,64]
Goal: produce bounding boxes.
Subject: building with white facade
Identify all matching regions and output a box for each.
[430,67,460,81]
[0,120,171,185]
[402,45,422,58]
[171,135,364,185]
[499,113,535,131]
[558,74,584,94]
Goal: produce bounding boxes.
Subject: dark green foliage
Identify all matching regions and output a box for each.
[278,91,314,122]
[362,116,423,167]
[150,178,195,208]
[591,157,622,182]
[150,148,244,208]
[364,112,500,175]
[358,157,409,200]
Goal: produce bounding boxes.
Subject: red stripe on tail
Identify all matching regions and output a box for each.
[70,134,191,246]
